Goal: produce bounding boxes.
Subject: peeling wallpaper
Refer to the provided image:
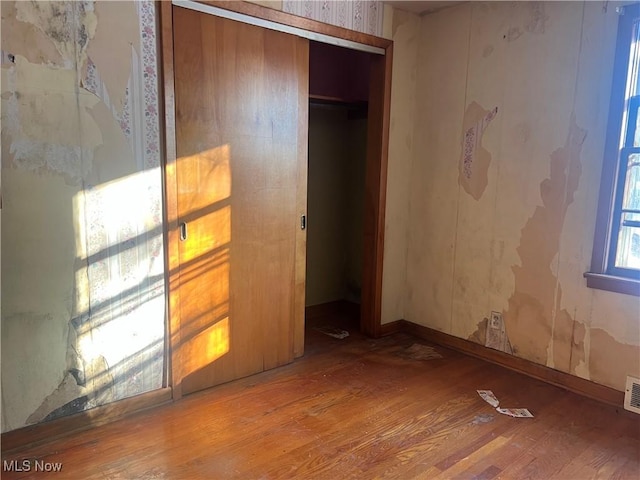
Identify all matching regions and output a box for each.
[393,1,640,392]
[460,103,498,200]
[1,0,164,432]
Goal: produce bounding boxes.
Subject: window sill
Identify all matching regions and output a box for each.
[584,272,640,297]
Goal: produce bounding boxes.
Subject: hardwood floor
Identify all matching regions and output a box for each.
[2,309,639,479]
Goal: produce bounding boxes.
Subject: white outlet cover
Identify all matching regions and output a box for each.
[490,311,502,329]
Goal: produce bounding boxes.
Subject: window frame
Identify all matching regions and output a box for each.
[586,2,640,296]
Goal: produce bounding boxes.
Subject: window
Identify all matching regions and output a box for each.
[587,3,640,296]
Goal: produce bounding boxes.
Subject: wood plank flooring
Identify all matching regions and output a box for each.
[2,309,639,479]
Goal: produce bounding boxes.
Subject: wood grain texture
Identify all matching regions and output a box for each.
[172,6,307,394]
[2,315,637,479]
[293,36,309,359]
[398,320,626,408]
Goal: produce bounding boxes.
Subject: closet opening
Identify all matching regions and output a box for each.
[305,40,373,345]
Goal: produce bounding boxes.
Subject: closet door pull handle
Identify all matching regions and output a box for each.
[180,222,188,241]
[301,215,306,230]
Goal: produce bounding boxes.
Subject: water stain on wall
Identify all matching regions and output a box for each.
[503,2,548,43]
[1,2,64,67]
[525,2,549,35]
[15,1,97,69]
[468,317,488,344]
[459,102,498,200]
[551,306,585,374]
[504,115,585,366]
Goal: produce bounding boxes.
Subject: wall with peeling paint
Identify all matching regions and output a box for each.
[1,1,164,432]
[397,1,640,392]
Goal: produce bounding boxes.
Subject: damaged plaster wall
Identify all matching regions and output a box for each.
[403,1,640,392]
[1,1,165,432]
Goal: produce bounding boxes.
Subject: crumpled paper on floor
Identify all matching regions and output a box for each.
[314,326,349,339]
[477,389,533,418]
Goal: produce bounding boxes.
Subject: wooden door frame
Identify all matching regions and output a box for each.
[159,0,392,397]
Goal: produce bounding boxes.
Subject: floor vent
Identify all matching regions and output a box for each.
[624,376,640,414]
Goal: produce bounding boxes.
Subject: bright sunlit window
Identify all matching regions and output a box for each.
[588,3,640,295]
[611,7,640,274]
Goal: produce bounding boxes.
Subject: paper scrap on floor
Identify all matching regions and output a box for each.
[477,390,500,408]
[477,389,533,418]
[315,326,349,339]
[496,407,534,418]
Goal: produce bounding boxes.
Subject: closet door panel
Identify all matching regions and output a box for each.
[172,5,308,394]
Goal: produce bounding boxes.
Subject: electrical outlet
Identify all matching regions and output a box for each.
[1,50,15,65]
[490,311,502,329]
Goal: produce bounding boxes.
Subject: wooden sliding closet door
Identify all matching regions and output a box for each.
[172,5,308,395]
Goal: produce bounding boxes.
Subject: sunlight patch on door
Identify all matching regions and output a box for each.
[182,317,230,375]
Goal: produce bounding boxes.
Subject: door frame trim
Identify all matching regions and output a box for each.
[361,44,392,338]
[159,1,393,397]
[159,0,182,397]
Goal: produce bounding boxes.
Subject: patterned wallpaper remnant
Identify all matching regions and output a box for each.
[78,0,165,405]
[283,0,384,37]
[82,2,160,169]
[462,106,498,180]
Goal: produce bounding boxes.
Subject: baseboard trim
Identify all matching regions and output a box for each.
[379,320,403,336]
[393,319,624,408]
[1,387,173,453]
